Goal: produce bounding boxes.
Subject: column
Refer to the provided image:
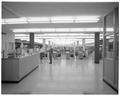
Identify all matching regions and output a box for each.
[82,38,85,51]
[94,32,100,64]
[48,41,50,44]
[77,41,79,46]
[42,39,46,51]
[47,40,51,59]
[29,33,34,48]
[74,42,76,58]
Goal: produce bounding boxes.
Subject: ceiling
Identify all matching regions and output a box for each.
[2,2,118,18]
[2,2,118,34]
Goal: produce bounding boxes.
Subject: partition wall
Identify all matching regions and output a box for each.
[103,7,119,92]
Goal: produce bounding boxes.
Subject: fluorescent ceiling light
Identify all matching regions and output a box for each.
[2,19,6,24]
[106,28,114,31]
[75,20,98,23]
[85,28,100,32]
[13,29,40,32]
[13,29,27,32]
[2,16,100,24]
[15,35,29,37]
[7,22,27,24]
[70,28,85,32]
[51,20,73,23]
[4,18,27,24]
[28,17,50,21]
[55,28,70,32]
[43,33,85,36]
[15,37,29,39]
[35,34,45,37]
[15,34,29,36]
[13,28,113,33]
[41,28,55,32]
[15,37,29,41]
[5,18,26,22]
[51,16,73,23]
[75,16,99,23]
[27,17,50,23]
[27,29,40,32]
[15,36,29,38]
[51,16,73,21]
[28,21,50,23]
[75,16,99,20]
[34,35,100,39]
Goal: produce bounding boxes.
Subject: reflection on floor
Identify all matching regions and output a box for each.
[2,53,117,94]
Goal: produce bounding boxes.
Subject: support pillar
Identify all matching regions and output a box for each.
[29,33,34,48]
[77,41,79,46]
[74,42,76,59]
[43,39,46,51]
[82,38,85,51]
[48,41,50,44]
[94,32,100,64]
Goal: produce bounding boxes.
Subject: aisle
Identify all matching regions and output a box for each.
[2,53,117,94]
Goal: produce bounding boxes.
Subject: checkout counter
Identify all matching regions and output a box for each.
[2,49,40,82]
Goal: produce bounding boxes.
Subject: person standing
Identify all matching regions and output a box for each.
[49,47,53,64]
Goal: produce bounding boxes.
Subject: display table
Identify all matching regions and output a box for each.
[2,53,40,82]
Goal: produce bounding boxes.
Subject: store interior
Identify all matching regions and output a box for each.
[1,2,119,94]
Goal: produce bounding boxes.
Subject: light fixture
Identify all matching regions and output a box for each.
[13,29,28,32]
[27,28,41,32]
[75,16,99,23]
[75,20,98,23]
[6,21,27,24]
[41,28,56,32]
[51,20,73,23]
[70,28,85,32]
[106,28,114,32]
[13,28,41,32]
[55,28,70,32]
[51,16,74,23]
[43,33,85,36]
[15,34,29,36]
[34,35,95,39]
[75,16,99,20]
[4,17,27,24]
[13,28,113,33]
[2,15,100,24]
[85,28,100,32]
[27,17,50,23]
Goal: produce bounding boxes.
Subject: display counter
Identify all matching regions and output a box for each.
[2,53,40,82]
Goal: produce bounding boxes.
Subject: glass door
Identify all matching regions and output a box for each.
[103,7,119,91]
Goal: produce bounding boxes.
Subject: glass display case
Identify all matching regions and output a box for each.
[7,39,42,58]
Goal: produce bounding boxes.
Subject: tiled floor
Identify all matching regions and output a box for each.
[2,53,117,94]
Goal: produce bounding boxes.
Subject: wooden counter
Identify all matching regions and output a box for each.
[2,53,40,82]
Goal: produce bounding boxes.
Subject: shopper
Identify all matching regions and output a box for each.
[49,47,53,64]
